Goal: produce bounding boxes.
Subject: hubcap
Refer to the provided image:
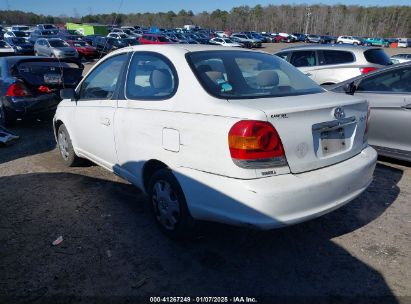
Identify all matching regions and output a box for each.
[152,180,180,230]
[58,130,70,160]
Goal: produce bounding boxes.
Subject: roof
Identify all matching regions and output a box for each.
[276,44,379,52]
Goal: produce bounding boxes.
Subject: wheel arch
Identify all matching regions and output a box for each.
[143,159,169,192]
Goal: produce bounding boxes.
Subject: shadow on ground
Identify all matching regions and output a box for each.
[0,162,401,302]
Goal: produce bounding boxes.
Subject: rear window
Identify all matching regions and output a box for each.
[319,50,355,65]
[49,40,69,47]
[290,51,317,67]
[187,50,323,99]
[364,49,392,65]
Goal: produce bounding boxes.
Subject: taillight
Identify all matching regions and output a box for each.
[363,104,371,143]
[360,67,378,74]
[38,85,53,93]
[6,82,31,97]
[228,120,287,169]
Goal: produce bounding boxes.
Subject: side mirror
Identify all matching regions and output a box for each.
[343,81,357,95]
[60,88,77,101]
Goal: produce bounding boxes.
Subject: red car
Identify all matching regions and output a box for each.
[138,34,173,45]
[66,40,98,59]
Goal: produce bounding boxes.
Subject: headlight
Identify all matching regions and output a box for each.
[16,46,22,50]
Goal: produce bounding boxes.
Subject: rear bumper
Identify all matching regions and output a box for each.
[174,146,377,229]
[2,94,60,118]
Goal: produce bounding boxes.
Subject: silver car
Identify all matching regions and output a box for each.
[328,62,411,162]
[34,38,78,59]
[274,45,392,85]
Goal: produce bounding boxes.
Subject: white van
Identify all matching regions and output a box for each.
[398,38,411,48]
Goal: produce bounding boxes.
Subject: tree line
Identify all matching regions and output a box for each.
[1,4,410,37]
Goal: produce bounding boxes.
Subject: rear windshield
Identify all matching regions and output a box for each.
[364,49,392,65]
[186,51,324,99]
[49,40,69,47]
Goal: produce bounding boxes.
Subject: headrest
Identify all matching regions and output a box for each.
[256,70,279,87]
[197,65,212,73]
[150,69,172,90]
[205,71,224,84]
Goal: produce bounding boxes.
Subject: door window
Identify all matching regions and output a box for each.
[78,53,128,100]
[357,67,411,93]
[290,51,317,67]
[126,52,178,100]
[318,50,355,65]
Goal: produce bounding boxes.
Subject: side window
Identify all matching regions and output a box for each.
[357,67,411,93]
[126,52,178,100]
[79,53,128,100]
[275,52,290,61]
[290,51,317,67]
[319,50,354,65]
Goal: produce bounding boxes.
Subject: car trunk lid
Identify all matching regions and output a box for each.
[228,92,369,173]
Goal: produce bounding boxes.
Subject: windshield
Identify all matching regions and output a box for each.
[11,37,27,44]
[43,24,56,29]
[49,40,69,47]
[223,39,234,43]
[41,30,54,35]
[13,26,29,31]
[13,31,29,37]
[158,36,170,42]
[187,51,324,99]
[119,34,128,38]
[73,41,87,47]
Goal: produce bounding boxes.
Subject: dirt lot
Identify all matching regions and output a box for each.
[0,43,411,303]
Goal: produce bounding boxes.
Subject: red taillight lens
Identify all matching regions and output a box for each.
[228,120,287,168]
[6,83,31,97]
[38,85,53,93]
[360,67,378,74]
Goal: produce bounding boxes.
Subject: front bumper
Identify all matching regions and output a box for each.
[174,146,377,229]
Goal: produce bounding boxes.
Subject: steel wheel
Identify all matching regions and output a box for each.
[58,129,70,160]
[152,179,181,230]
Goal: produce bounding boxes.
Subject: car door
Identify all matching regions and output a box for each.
[73,52,129,170]
[114,51,179,187]
[289,50,318,81]
[355,66,411,153]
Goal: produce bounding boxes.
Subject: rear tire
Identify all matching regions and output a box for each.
[148,168,195,240]
[57,124,83,167]
[0,105,16,127]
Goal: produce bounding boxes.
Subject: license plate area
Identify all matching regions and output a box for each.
[321,127,347,155]
[44,73,62,84]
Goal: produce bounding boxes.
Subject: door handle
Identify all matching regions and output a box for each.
[401,104,411,110]
[305,73,312,76]
[100,117,111,126]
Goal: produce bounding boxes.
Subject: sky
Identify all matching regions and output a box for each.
[3,0,410,16]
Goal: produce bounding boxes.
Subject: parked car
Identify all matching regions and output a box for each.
[28,30,56,44]
[397,38,411,48]
[390,53,411,64]
[4,31,30,40]
[337,36,363,45]
[36,24,59,34]
[328,62,411,162]
[66,40,98,60]
[54,45,376,239]
[320,35,336,44]
[93,36,128,55]
[139,34,173,44]
[292,33,306,42]
[0,56,83,126]
[209,37,241,47]
[363,37,390,48]
[305,34,321,43]
[83,35,102,46]
[274,45,392,85]
[0,40,15,56]
[230,36,252,48]
[230,34,262,48]
[34,38,79,59]
[4,37,34,55]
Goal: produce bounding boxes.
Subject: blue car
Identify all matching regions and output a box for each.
[4,37,34,55]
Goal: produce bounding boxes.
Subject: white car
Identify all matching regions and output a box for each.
[209,37,241,47]
[107,33,129,39]
[0,40,15,56]
[337,36,363,45]
[55,45,377,239]
[390,54,411,64]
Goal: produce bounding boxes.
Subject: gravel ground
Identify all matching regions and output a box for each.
[0,44,410,303]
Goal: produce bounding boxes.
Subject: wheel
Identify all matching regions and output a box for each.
[57,124,83,167]
[34,51,39,56]
[338,41,343,44]
[148,168,195,240]
[353,42,358,45]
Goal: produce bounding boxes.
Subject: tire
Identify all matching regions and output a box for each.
[57,124,83,167]
[0,105,16,127]
[148,168,195,240]
[34,51,39,56]
[353,42,358,46]
[338,41,343,44]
